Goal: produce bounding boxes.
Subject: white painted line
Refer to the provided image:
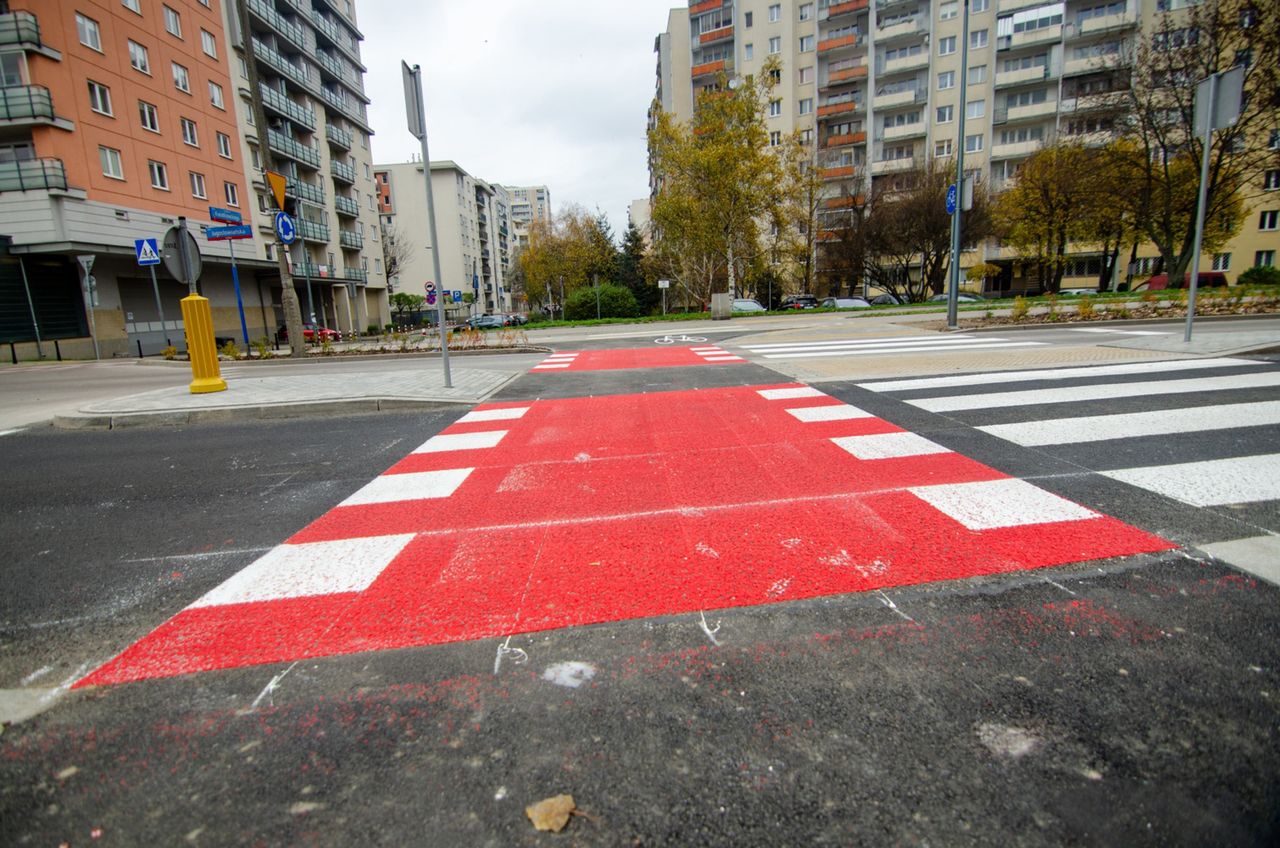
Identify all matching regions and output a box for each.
[831,432,952,460]
[859,357,1258,393]
[912,371,1280,413]
[910,479,1098,530]
[1101,454,1280,507]
[189,534,417,608]
[978,401,1280,447]
[759,387,826,400]
[1066,328,1170,336]
[0,428,23,437]
[786,404,874,422]
[339,468,474,506]
[532,363,572,370]
[744,336,989,351]
[542,354,579,360]
[764,341,1047,360]
[691,347,723,352]
[413,430,508,453]
[703,356,744,362]
[458,406,531,423]
[587,326,739,339]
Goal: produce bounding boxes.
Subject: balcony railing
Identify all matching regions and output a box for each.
[818,34,864,54]
[315,49,348,83]
[689,0,724,14]
[822,0,870,19]
[339,229,363,250]
[825,131,867,147]
[334,194,358,217]
[297,218,330,242]
[0,11,45,50]
[252,38,318,95]
[331,159,356,183]
[246,0,307,52]
[287,179,326,205]
[824,64,868,85]
[341,267,368,282]
[0,158,67,192]
[699,26,733,45]
[311,11,363,66]
[260,84,315,129]
[692,59,728,78]
[325,123,352,149]
[268,129,320,168]
[817,99,862,118]
[0,85,55,122]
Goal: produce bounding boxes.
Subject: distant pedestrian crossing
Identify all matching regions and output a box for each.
[859,357,1280,510]
[738,334,1046,360]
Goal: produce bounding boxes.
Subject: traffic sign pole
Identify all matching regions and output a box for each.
[148,265,170,347]
[229,239,250,350]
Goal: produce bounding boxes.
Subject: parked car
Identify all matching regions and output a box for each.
[504,313,529,326]
[1058,288,1100,296]
[467,314,506,330]
[820,297,871,309]
[1137,272,1229,291]
[278,323,338,342]
[780,294,819,309]
[928,293,984,303]
[732,298,767,312]
[868,293,902,306]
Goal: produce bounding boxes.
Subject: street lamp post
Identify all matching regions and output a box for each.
[947,0,971,331]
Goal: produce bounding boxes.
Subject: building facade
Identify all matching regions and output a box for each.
[374,160,519,316]
[657,0,1278,292]
[506,184,551,249]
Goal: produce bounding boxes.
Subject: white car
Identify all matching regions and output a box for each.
[821,297,871,309]
[732,298,767,312]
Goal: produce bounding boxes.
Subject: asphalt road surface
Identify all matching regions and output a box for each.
[2,341,1278,845]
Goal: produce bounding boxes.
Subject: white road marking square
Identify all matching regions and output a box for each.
[458,407,531,423]
[1101,454,1280,507]
[831,432,952,460]
[533,364,572,370]
[189,534,417,608]
[703,356,744,362]
[691,347,722,352]
[413,430,508,453]
[339,468,474,507]
[543,354,579,360]
[786,404,873,422]
[909,479,1099,530]
[758,387,826,400]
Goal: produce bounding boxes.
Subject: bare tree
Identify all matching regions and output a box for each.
[381,223,414,293]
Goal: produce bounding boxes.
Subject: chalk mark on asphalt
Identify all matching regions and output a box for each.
[249,661,299,711]
[698,611,722,646]
[493,636,529,675]
[876,590,914,623]
[258,471,301,498]
[121,547,273,564]
[1043,577,1078,597]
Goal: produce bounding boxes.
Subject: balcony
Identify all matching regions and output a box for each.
[879,51,930,75]
[325,123,352,149]
[870,157,915,175]
[314,49,348,83]
[340,267,368,282]
[311,12,363,67]
[331,159,356,184]
[881,121,927,141]
[822,195,864,210]
[994,64,1051,89]
[825,131,867,148]
[267,129,320,168]
[260,84,315,129]
[321,86,368,126]
[252,39,318,95]
[877,17,926,42]
[821,165,858,180]
[1058,91,1125,113]
[297,218,330,243]
[692,58,729,79]
[339,228,363,250]
[286,179,325,206]
[817,100,862,118]
[1002,99,1058,123]
[1065,9,1138,40]
[699,25,733,46]
[823,64,868,86]
[872,88,924,109]
[997,0,1049,11]
[998,25,1063,52]
[990,138,1044,159]
[822,0,870,20]
[818,33,865,54]
[246,0,308,52]
[689,0,725,14]
[0,10,52,52]
[0,85,57,125]
[334,194,358,217]
[0,157,67,192]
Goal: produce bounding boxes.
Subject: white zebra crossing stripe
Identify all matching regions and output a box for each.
[533,363,572,370]
[413,430,508,453]
[742,336,992,351]
[909,479,1099,530]
[911,371,1280,413]
[831,432,952,460]
[758,387,827,400]
[786,404,874,422]
[859,358,1260,393]
[703,355,744,362]
[457,407,531,423]
[977,401,1280,447]
[339,468,474,507]
[759,342,1046,360]
[1065,328,1169,336]
[1101,454,1280,507]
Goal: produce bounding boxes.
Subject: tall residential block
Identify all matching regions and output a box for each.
[507,184,551,249]
[657,0,1279,291]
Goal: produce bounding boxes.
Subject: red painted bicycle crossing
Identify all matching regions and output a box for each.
[531,345,744,372]
[80,384,1173,686]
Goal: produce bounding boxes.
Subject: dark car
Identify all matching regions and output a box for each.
[780,294,819,309]
[504,313,529,326]
[278,323,338,342]
[467,314,506,330]
[868,293,902,306]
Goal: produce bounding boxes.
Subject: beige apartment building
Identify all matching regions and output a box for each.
[374,160,519,316]
[507,184,551,249]
[655,0,1279,292]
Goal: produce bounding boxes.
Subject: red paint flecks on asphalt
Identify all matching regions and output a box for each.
[531,346,743,372]
[79,383,1174,687]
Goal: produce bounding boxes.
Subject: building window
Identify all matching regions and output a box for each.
[201,30,217,59]
[966,100,986,119]
[939,36,956,56]
[799,66,814,84]
[769,131,782,146]
[800,35,814,52]
[148,160,169,191]
[87,81,112,116]
[99,146,123,179]
[799,128,813,145]
[769,37,781,54]
[769,99,782,117]
[1260,210,1279,231]
[1270,129,1279,150]
[217,132,233,159]
[122,0,141,13]
[76,13,102,51]
[209,82,224,109]
[128,40,150,74]
[769,4,781,22]
[973,0,989,10]
[745,43,754,60]
[163,5,182,38]
[935,139,954,157]
[745,11,752,27]
[940,1,957,20]
[1265,170,1280,190]
[965,134,984,152]
[938,71,955,90]
[800,3,813,21]
[799,98,813,115]
[190,172,207,199]
[1211,253,1230,271]
[971,29,988,49]
[173,63,190,93]
[1256,250,1275,267]
[225,182,240,207]
[937,105,954,123]
[769,67,781,84]
[968,65,987,85]
[139,100,159,132]
[181,117,199,146]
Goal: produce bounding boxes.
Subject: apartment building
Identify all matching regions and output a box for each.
[374,160,519,316]
[506,184,551,249]
[658,0,1278,291]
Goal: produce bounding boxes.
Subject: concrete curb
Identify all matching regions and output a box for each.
[52,397,474,430]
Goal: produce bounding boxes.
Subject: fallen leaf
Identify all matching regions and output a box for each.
[526,794,576,832]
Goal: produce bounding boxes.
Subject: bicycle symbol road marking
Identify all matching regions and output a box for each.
[654,334,708,345]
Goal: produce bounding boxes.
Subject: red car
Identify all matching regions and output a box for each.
[278,323,339,342]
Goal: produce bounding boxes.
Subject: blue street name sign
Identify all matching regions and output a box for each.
[207,224,254,240]
[134,238,161,266]
[208,206,242,224]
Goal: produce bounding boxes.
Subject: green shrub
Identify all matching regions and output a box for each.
[564,283,639,320]
[162,345,178,360]
[1238,265,1280,288]
[219,340,240,359]
[1010,296,1030,320]
[251,337,273,359]
[1076,296,1095,319]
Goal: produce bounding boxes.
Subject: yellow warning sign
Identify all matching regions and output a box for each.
[266,171,287,210]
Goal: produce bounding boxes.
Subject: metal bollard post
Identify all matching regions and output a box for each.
[180,294,227,394]
[9,342,16,365]
[137,339,144,358]
[54,339,62,361]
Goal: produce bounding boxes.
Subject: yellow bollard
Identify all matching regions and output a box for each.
[180,294,227,394]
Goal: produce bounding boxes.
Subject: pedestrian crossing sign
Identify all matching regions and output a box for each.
[134,238,161,266]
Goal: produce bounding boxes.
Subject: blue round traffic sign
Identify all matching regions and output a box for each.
[946,184,958,215]
[275,212,296,245]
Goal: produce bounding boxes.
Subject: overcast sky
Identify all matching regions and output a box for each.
[359,0,679,241]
